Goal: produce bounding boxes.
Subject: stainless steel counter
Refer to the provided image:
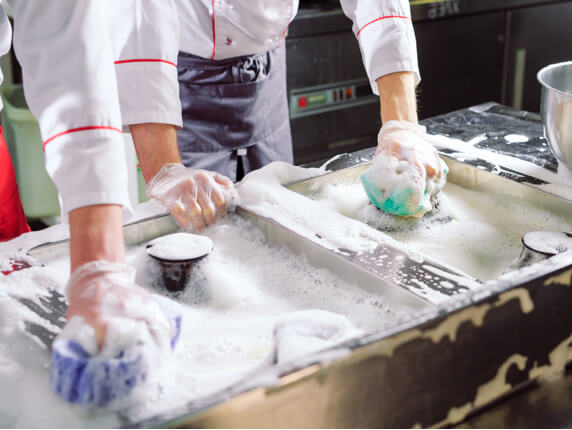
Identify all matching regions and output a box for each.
[129,103,572,428]
[19,103,572,429]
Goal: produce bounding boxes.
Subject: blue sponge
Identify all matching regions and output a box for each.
[49,295,182,406]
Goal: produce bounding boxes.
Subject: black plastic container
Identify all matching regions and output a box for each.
[145,233,214,293]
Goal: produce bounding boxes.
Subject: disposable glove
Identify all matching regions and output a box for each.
[361,120,448,217]
[147,163,236,230]
[50,261,182,405]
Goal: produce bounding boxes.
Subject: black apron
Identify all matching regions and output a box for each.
[177,45,293,182]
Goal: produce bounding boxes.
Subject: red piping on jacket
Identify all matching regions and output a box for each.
[43,125,122,150]
[210,0,216,59]
[282,0,295,39]
[356,15,409,37]
[114,58,177,67]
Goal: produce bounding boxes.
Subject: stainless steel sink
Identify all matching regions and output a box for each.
[22,152,572,429]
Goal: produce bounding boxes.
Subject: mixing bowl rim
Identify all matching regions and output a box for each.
[537,60,572,98]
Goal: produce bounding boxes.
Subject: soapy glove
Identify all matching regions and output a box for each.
[360,120,448,217]
[147,163,236,230]
[50,261,182,406]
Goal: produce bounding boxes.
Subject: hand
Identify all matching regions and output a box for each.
[65,260,173,353]
[147,163,236,230]
[375,120,445,181]
[361,120,448,217]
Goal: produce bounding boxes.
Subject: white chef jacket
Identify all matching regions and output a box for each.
[0,0,182,217]
[175,0,420,94]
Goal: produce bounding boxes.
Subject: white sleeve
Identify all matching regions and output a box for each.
[0,5,12,110]
[8,0,131,218]
[339,0,420,95]
[110,0,182,128]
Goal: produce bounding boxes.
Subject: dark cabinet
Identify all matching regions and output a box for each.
[502,2,572,113]
[414,12,506,119]
[286,1,572,163]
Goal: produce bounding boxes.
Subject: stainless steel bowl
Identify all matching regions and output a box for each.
[537,61,572,170]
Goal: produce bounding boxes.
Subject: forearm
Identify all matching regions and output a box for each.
[376,71,418,124]
[69,204,125,273]
[130,123,181,184]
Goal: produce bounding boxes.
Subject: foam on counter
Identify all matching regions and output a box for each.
[146,232,213,261]
[2,154,570,426]
[0,214,405,427]
[425,132,572,201]
[238,162,401,254]
[306,177,572,281]
[123,214,404,424]
[0,268,118,428]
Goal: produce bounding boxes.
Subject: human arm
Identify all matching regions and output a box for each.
[110,0,234,231]
[337,0,446,215]
[362,72,447,217]
[130,122,235,231]
[336,0,444,179]
[9,0,177,352]
[377,71,418,124]
[375,72,443,180]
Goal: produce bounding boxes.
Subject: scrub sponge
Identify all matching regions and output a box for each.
[360,121,448,218]
[49,294,182,406]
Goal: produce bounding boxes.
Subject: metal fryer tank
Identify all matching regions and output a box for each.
[14,102,572,428]
[129,103,572,428]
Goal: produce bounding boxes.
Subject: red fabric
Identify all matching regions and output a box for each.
[210,0,216,59]
[0,127,30,241]
[43,124,122,149]
[114,58,177,67]
[356,15,409,37]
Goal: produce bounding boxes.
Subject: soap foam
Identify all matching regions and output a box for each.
[304,176,572,281]
[0,211,409,427]
[2,153,571,426]
[146,233,213,261]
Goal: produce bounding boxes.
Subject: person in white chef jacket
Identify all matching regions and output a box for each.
[174,0,444,183]
[0,0,444,362]
[0,1,233,353]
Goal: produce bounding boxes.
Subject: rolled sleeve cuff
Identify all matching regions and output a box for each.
[44,129,133,219]
[115,60,183,128]
[357,18,420,95]
[61,190,133,218]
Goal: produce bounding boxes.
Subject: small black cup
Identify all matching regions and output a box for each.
[146,252,196,292]
[145,233,214,294]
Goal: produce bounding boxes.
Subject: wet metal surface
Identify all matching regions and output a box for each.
[424,103,556,174]
[140,104,572,428]
[21,103,572,428]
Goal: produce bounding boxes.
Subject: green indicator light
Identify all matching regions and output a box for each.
[307,93,327,105]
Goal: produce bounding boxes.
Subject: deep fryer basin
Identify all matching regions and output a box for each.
[130,154,572,428]
[20,154,572,428]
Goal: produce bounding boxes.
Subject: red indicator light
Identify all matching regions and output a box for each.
[346,87,353,98]
[298,96,308,108]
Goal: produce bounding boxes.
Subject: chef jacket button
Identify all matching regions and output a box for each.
[225,37,233,46]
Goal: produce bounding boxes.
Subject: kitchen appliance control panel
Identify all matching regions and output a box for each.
[289,79,376,118]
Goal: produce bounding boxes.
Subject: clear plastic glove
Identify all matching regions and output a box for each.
[361,120,448,217]
[52,260,182,405]
[147,163,236,230]
[65,260,174,355]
